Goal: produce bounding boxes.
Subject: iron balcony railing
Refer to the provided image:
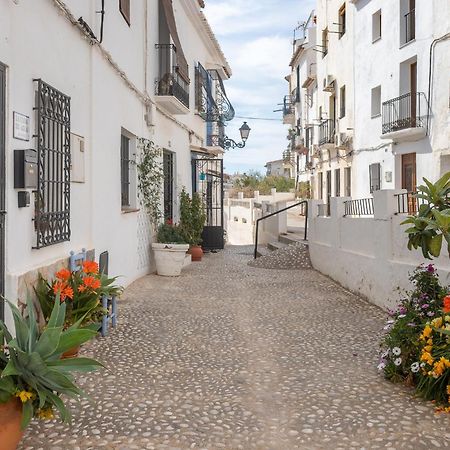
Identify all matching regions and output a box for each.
[318,119,335,145]
[404,9,415,44]
[155,44,190,109]
[344,197,374,217]
[382,92,428,135]
[283,95,295,117]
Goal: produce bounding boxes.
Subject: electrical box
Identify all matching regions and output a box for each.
[14,149,38,189]
[17,191,30,208]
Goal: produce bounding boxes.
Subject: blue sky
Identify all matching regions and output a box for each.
[204,0,315,175]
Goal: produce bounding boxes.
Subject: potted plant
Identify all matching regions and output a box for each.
[0,297,102,449]
[34,261,122,357]
[151,222,189,276]
[179,189,206,261]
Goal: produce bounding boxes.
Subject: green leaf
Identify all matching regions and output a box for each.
[0,376,15,393]
[54,329,97,355]
[25,295,38,353]
[34,326,63,359]
[47,297,66,329]
[1,359,21,377]
[6,300,29,350]
[47,357,104,373]
[429,233,443,257]
[21,399,34,430]
[46,391,71,423]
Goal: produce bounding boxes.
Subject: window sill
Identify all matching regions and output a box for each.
[372,36,381,44]
[121,207,140,214]
[371,113,381,119]
[400,38,415,49]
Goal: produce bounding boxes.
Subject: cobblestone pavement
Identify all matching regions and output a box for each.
[248,243,311,270]
[20,246,450,450]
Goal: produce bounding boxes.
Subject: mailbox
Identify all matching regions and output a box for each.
[14,149,38,189]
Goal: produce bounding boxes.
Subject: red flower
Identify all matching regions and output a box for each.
[166,218,173,225]
[53,281,74,302]
[83,276,101,290]
[82,261,99,275]
[55,268,71,281]
[443,295,450,313]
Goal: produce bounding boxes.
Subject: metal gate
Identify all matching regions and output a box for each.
[0,63,6,321]
[192,157,224,250]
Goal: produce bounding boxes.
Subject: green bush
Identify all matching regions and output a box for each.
[179,189,206,246]
[156,222,186,244]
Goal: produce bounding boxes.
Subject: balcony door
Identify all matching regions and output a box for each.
[326,170,332,215]
[410,61,417,127]
[402,153,417,212]
[0,63,5,321]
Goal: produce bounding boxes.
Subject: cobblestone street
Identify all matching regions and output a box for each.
[20,246,450,450]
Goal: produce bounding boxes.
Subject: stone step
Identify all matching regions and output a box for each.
[278,232,308,246]
[267,241,288,252]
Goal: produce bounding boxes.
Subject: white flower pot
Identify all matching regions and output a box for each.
[152,243,189,277]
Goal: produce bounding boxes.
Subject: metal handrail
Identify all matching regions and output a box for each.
[253,200,308,259]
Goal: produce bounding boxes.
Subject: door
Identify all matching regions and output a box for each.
[163,150,174,222]
[410,61,417,127]
[0,63,5,321]
[402,153,417,213]
[326,170,332,216]
[192,157,224,250]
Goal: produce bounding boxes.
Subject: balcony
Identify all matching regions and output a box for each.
[155,44,190,114]
[282,95,295,125]
[381,92,428,142]
[318,119,335,146]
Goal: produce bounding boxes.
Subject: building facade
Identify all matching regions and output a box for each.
[0,0,233,326]
[284,0,450,206]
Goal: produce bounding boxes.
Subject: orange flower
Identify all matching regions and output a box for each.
[78,285,86,293]
[55,268,71,281]
[83,276,101,290]
[443,295,450,313]
[53,281,74,302]
[82,261,99,275]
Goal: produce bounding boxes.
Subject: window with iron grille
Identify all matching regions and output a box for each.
[335,168,341,197]
[121,134,131,208]
[163,150,174,221]
[369,163,381,193]
[344,167,351,197]
[119,0,131,26]
[340,85,346,118]
[34,79,71,249]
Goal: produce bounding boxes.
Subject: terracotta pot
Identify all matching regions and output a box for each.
[0,397,23,450]
[61,345,80,359]
[189,245,203,262]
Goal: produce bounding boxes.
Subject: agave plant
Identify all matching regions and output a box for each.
[401,173,450,258]
[0,296,103,429]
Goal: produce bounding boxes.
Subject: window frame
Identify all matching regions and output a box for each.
[372,9,382,43]
[335,168,341,197]
[344,167,351,197]
[339,85,346,119]
[371,85,382,118]
[369,163,382,193]
[120,134,131,208]
[338,4,346,38]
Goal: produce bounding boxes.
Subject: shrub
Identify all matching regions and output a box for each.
[156,222,186,244]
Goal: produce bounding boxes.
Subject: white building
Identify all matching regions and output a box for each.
[0,0,233,327]
[265,158,295,178]
[284,0,450,206]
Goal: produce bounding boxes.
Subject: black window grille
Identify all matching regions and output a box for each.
[34,79,71,249]
[120,134,131,208]
[335,168,341,197]
[163,150,174,221]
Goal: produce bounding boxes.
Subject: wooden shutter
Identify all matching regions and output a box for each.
[119,0,131,26]
[369,163,381,193]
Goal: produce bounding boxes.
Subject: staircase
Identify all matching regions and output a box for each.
[256,228,307,258]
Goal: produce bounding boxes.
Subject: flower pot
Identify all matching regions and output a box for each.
[61,345,81,359]
[152,243,189,277]
[0,397,23,450]
[189,245,203,262]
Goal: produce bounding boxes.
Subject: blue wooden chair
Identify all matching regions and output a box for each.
[69,249,117,337]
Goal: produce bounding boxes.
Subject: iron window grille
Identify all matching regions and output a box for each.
[404,9,415,43]
[120,134,131,208]
[318,119,335,145]
[33,79,71,249]
[369,163,381,193]
[163,150,174,221]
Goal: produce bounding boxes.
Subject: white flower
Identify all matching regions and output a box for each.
[410,362,420,373]
[381,350,389,358]
[394,357,402,366]
[420,362,426,368]
[386,320,395,324]
[377,362,386,371]
[383,324,392,330]
[398,314,406,319]
[392,347,401,356]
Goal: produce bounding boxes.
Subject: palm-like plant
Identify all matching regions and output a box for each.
[0,297,103,429]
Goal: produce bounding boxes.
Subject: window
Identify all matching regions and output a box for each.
[371,85,381,117]
[318,172,323,199]
[344,167,351,197]
[322,29,328,57]
[119,0,131,26]
[335,168,341,197]
[120,134,131,208]
[339,4,346,38]
[369,163,381,193]
[34,79,71,249]
[340,85,346,118]
[372,9,382,42]
[163,150,174,221]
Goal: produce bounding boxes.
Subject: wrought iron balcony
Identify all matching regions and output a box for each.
[155,44,190,114]
[318,119,335,146]
[282,95,295,125]
[381,92,428,141]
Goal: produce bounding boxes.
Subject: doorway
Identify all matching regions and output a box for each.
[410,61,417,127]
[326,170,332,216]
[0,63,5,321]
[402,152,417,213]
[163,150,174,222]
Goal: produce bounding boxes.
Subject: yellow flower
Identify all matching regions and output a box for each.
[427,338,433,345]
[421,351,434,365]
[445,315,450,323]
[431,317,443,328]
[37,407,54,420]
[431,357,450,378]
[424,345,433,353]
[15,390,34,403]
[421,326,433,340]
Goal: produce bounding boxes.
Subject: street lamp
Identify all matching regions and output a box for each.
[220,121,251,150]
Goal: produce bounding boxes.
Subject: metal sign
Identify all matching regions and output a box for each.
[13,111,30,141]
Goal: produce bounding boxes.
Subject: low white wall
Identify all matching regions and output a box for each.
[308,190,450,310]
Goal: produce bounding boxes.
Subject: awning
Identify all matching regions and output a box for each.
[161,0,190,84]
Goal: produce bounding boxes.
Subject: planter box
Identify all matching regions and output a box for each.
[152,243,189,276]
